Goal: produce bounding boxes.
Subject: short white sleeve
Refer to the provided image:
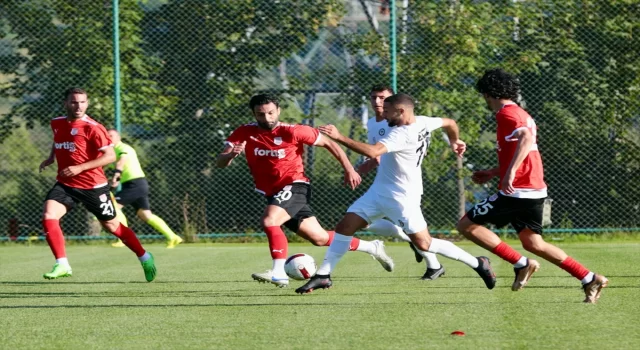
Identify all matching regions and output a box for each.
[379,127,410,153]
[366,118,376,144]
[422,117,443,132]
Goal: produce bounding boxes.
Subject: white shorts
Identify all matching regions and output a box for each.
[347,189,427,234]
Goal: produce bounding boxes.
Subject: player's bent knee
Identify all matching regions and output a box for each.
[100,219,120,233]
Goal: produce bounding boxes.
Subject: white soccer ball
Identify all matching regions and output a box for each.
[284,253,317,280]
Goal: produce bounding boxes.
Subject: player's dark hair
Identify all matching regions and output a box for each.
[64,87,87,100]
[384,93,415,108]
[249,94,280,110]
[370,84,394,94]
[476,69,520,100]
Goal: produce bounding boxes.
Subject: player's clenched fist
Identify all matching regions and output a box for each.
[343,169,362,190]
[231,141,246,156]
[451,139,466,157]
[318,125,342,140]
[39,158,54,173]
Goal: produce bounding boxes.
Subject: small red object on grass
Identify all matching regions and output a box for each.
[451,330,465,336]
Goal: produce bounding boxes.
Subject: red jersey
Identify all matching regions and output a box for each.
[496,104,547,198]
[225,122,321,196]
[50,115,113,189]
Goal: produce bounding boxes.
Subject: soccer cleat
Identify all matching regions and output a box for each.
[251,270,289,288]
[111,239,126,248]
[421,266,446,281]
[141,252,157,282]
[512,258,540,291]
[583,274,609,304]
[409,242,424,263]
[295,274,333,294]
[474,256,496,290]
[43,263,73,280]
[166,235,183,249]
[371,240,394,272]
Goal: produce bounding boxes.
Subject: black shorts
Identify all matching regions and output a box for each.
[266,183,315,233]
[114,178,150,211]
[45,182,117,221]
[466,193,545,234]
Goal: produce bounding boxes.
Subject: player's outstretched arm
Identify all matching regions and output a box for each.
[39,143,56,173]
[216,142,245,168]
[502,128,534,194]
[318,124,387,159]
[314,136,362,190]
[441,118,466,157]
[60,146,116,177]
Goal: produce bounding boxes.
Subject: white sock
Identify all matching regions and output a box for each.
[581,272,595,285]
[317,233,352,275]
[428,239,479,269]
[354,239,376,255]
[513,256,528,269]
[55,257,70,267]
[368,219,411,242]
[272,259,287,279]
[138,252,150,263]
[424,252,441,269]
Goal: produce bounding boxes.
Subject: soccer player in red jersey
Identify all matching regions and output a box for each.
[39,88,157,282]
[216,94,395,288]
[456,69,608,303]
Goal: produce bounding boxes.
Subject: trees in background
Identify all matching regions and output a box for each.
[0,0,637,234]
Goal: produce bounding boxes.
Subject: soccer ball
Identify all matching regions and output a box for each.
[284,253,317,280]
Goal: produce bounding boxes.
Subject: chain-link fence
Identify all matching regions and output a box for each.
[1,0,639,242]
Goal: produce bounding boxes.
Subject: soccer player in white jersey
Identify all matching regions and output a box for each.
[359,84,445,280]
[296,93,497,294]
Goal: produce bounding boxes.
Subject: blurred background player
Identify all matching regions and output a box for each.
[108,130,183,249]
[456,69,608,303]
[296,94,496,294]
[39,88,156,282]
[359,84,445,280]
[216,94,394,288]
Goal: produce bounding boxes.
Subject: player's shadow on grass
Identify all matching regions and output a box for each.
[0,280,257,285]
[0,299,579,309]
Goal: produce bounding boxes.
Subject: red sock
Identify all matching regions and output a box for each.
[43,219,66,259]
[326,231,360,251]
[113,223,146,257]
[491,242,522,264]
[264,226,288,259]
[559,257,590,280]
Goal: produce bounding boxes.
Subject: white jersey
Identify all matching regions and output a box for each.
[372,116,443,198]
[367,117,390,144]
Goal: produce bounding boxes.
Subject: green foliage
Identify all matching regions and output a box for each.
[0,0,176,133]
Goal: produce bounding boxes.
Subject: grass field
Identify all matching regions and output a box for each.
[1,242,639,349]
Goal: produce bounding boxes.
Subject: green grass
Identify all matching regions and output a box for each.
[1,242,639,349]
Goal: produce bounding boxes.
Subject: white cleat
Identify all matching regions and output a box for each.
[371,240,394,272]
[251,270,290,288]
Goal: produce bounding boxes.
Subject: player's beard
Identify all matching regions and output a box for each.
[257,121,278,130]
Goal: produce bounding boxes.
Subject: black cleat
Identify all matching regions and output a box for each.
[409,243,424,263]
[295,274,333,294]
[474,256,496,290]
[421,266,446,280]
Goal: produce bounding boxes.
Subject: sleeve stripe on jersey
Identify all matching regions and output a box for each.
[98,143,114,151]
[52,116,66,120]
[505,127,528,142]
[312,133,322,146]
